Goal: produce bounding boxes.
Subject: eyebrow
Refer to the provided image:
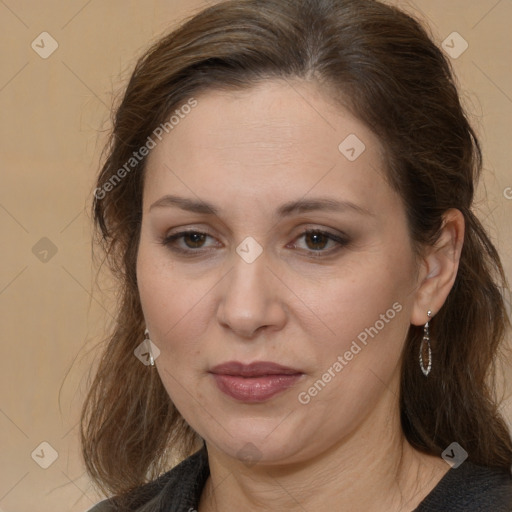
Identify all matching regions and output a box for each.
[149,194,373,217]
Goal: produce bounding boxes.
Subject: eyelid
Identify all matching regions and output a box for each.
[161,228,222,254]
[288,228,349,255]
[160,226,350,257]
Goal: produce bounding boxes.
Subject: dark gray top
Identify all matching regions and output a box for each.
[88,446,512,511]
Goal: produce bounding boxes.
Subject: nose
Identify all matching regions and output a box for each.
[216,254,287,339]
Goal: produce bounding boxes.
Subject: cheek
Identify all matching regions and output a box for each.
[136,243,218,365]
[137,260,215,409]
[300,247,415,370]
[289,258,412,434]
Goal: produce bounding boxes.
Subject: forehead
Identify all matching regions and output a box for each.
[143,79,391,212]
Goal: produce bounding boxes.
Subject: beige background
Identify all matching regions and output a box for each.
[0,1,511,510]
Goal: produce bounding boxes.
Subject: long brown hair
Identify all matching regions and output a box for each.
[82,0,512,499]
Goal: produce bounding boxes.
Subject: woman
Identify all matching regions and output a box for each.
[83,0,512,510]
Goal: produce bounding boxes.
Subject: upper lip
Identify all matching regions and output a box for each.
[209,361,302,377]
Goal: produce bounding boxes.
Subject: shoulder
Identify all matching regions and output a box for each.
[85,501,114,512]
[85,445,209,512]
[416,461,512,512]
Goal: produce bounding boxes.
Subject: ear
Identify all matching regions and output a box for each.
[411,209,465,326]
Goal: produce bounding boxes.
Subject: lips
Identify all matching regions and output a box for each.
[210,360,302,377]
[209,361,304,402]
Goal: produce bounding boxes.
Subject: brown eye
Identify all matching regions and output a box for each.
[163,229,346,257]
[182,232,207,248]
[289,229,349,256]
[304,232,330,250]
[162,230,219,254]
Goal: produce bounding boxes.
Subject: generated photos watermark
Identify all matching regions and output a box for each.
[94,97,198,200]
[298,301,403,404]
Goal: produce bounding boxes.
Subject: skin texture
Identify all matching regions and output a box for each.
[136,80,465,512]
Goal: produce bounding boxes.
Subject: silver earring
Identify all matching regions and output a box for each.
[144,328,155,366]
[419,310,432,376]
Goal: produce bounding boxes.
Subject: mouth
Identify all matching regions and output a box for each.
[210,360,302,377]
[209,361,304,402]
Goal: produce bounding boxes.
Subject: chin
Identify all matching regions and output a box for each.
[199,417,309,466]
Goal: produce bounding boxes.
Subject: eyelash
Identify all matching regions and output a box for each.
[161,229,349,258]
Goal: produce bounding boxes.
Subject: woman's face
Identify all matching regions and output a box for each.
[137,80,422,464]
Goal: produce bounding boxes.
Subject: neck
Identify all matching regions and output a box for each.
[199,381,448,512]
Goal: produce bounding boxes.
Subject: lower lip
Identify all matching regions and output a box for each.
[211,373,303,402]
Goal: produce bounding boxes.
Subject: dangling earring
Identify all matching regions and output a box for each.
[419,310,432,376]
[144,328,155,366]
